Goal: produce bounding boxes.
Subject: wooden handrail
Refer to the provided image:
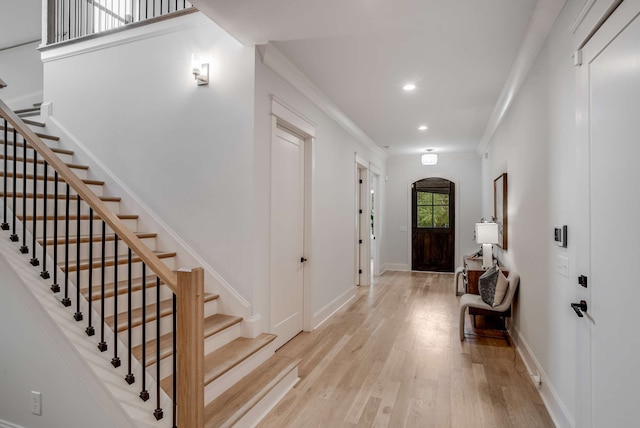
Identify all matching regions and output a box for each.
[0,98,178,291]
[0,79,6,89]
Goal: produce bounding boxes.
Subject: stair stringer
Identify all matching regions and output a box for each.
[39,105,263,338]
[0,219,172,428]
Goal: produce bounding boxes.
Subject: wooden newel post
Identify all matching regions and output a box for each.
[176,267,205,428]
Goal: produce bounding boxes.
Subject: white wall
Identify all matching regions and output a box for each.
[0,257,120,428]
[253,54,386,327]
[42,13,257,303]
[0,41,43,109]
[383,154,481,271]
[481,0,584,425]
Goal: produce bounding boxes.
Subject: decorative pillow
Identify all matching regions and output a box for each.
[492,271,509,307]
[478,266,499,306]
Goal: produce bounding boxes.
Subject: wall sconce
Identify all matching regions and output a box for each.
[421,149,438,165]
[191,54,209,86]
[192,63,209,86]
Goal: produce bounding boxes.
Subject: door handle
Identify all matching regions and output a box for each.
[570,300,588,317]
[300,257,308,263]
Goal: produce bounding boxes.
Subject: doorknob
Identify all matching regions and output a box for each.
[300,257,308,263]
[570,300,588,317]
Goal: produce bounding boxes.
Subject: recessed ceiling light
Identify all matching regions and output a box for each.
[418,125,428,131]
[403,83,416,91]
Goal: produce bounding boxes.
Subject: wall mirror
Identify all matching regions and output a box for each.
[494,173,508,249]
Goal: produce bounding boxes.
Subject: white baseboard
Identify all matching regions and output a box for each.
[381,263,410,272]
[0,418,25,428]
[511,323,574,428]
[312,287,356,330]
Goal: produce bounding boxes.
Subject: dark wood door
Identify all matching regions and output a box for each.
[411,178,455,272]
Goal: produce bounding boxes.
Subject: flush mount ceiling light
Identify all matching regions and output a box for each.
[403,83,416,91]
[421,149,438,165]
[418,125,428,131]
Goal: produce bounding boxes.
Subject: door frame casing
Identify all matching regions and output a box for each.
[575,1,640,426]
[369,164,382,276]
[355,154,371,286]
[269,97,315,334]
[406,177,460,272]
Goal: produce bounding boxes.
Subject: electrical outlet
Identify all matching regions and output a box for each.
[31,391,41,415]
[531,373,542,387]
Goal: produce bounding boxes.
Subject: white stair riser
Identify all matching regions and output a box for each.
[89,284,175,319]
[9,197,119,217]
[1,150,74,164]
[0,177,103,196]
[1,161,88,180]
[204,322,241,356]
[60,256,175,287]
[33,217,138,238]
[203,343,276,405]
[48,235,157,263]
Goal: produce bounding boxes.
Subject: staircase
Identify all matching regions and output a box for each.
[0,94,299,427]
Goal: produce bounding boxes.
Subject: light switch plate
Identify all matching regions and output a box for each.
[557,255,569,278]
[31,391,41,415]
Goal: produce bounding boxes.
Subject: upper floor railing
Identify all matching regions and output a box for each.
[47,0,194,45]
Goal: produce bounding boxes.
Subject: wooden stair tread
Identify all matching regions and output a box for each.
[40,231,157,247]
[0,154,88,169]
[0,171,103,186]
[61,250,176,272]
[0,191,120,202]
[12,106,40,114]
[160,333,277,398]
[1,139,71,154]
[204,355,300,428]
[0,125,59,141]
[17,213,137,221]
[105,293,218,333]
[22,118,45,127]
[131,313,241,366]
[80,273,162,300]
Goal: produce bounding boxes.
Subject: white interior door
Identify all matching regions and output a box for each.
[271,125,305,349]
[579,2,640,425]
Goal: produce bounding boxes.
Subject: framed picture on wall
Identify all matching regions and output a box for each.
[494,173,508,249]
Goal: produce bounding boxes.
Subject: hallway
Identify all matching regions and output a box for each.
[259,271,554,427]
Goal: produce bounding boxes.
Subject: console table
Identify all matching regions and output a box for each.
[464,256,510,322]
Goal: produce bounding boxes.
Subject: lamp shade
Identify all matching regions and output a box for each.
[475,222,499,244]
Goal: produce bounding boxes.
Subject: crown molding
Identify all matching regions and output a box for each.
[258,43,388,161]
[476,0,567,156]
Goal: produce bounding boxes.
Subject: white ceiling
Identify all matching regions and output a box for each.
[0,0,41,50]
[194,0,539,156]
[2,0,541,156]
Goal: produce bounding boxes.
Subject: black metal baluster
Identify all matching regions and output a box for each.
[19,136,28,253]
[67,0,71,41]
[125,247,135,384]
[139,263,149,401]
[153,0,156,18]
[154,276,163,421]
[51,172,60,292]
[74,194,83,321]
[86,208,95,336]
[98,220,107,352]
[61,183,71,307]
[1,118,8,230]
[30,149,39,265]
[10,130,18,242]
[172,293,176,428]
[112,232,121,367]
[40,162,49,279]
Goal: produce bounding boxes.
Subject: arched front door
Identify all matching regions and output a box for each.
[411,178,455,272]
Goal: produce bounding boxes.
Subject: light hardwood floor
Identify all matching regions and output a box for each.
[259,271,554,428]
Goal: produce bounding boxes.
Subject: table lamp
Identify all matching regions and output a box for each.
[475,222,499,269]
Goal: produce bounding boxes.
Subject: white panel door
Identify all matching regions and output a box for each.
[580,2,640,425]
[270,126,305,349]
